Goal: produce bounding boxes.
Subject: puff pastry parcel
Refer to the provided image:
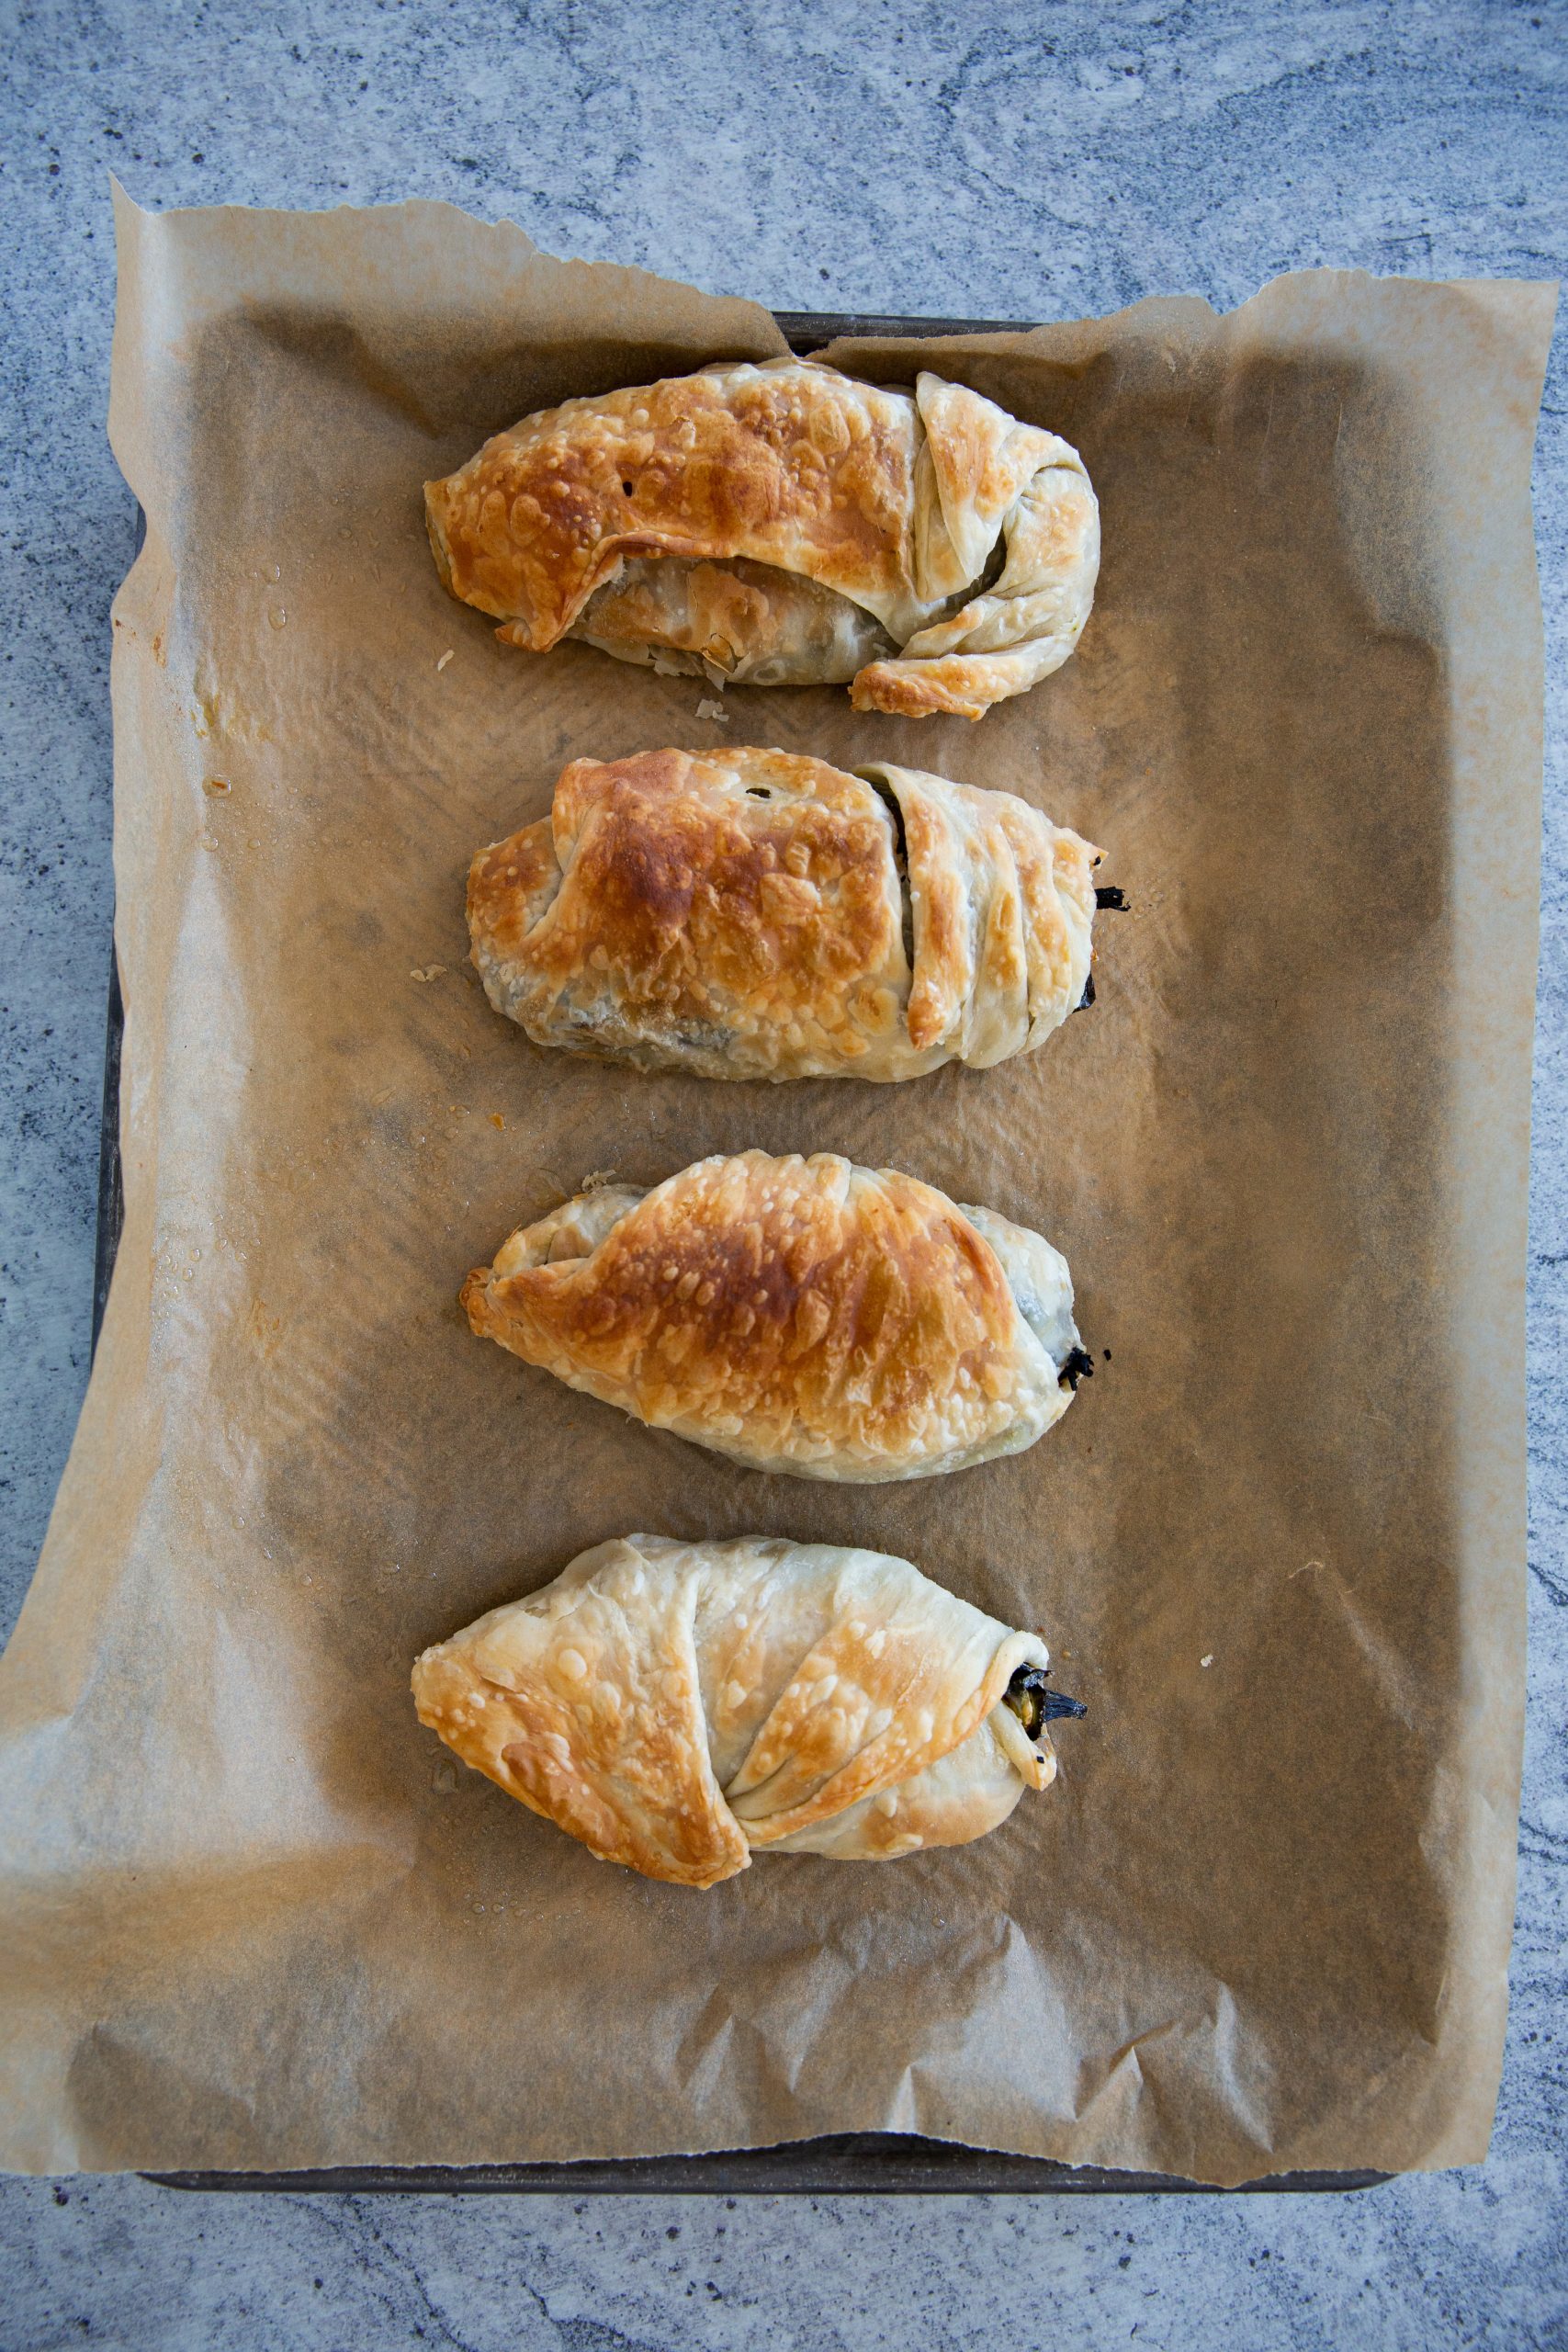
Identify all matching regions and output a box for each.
[468,746,1103,1082]
[462,1149,1089,1481]
[425,358,1099,720]
[412,1533,1085,1885]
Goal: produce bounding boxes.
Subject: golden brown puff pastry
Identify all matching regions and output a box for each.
[424,358,1099,720]
[461,1150,1089,1481]
[412,1533,1085,1886]
[468,746,1103,1082]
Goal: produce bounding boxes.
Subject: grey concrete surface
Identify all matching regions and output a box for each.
[0,1,1563,2344]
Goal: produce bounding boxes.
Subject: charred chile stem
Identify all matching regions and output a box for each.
[1003,1664,1089,1740]
[1059,1344,1095,1391]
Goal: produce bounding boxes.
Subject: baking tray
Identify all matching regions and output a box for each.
[91,310,1383,2198]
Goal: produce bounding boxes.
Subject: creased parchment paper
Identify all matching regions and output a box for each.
[0,190,1552,2182]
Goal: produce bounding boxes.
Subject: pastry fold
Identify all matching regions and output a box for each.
[425,359,1099,720]
[468,746,1102,1082]
[412,1534,1069,1885]
[461,1150,1085,1481]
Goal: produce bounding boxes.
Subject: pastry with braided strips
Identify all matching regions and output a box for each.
[462,1150,1089,1482]
[467,746,1104,1081]
[425,358,1099,720]
[412,1534,1085,1886]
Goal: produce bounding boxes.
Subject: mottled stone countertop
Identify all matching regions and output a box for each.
[1,4,1562,2346]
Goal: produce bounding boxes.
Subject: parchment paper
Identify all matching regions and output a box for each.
[0,189,1552,2182]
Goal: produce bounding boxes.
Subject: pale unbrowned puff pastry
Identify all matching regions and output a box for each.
[424,358,1099,720]
[461,1150,1088,1481]
[412,1534,1084,1885]
[468,746,1103,1081]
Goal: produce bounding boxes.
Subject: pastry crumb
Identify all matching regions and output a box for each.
[410,964,447,982]
[490,1112,505,1130]
[579,1168,621,1192]
[695,696,727,721]
[436,648,455,672]
[1201,1654,1214,1668]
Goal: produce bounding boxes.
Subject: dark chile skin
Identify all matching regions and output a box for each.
[1003,1665,1088,1739]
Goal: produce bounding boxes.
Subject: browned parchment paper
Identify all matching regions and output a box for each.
[0,189,1552,2182]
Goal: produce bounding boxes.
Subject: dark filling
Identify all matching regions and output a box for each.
[863,773,916,971]
[1076,970,1096,1011]
[925,526,1010,627]
[1003,1665,1088,1742]
[1058,1345,1095,1392]
[1095,885,1128,911]
[971,526,1009,602]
